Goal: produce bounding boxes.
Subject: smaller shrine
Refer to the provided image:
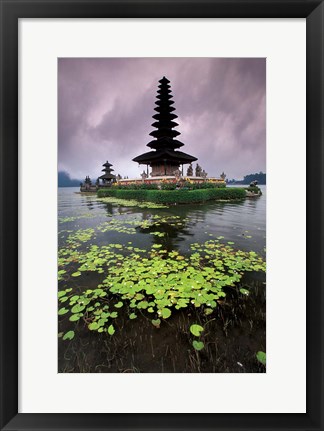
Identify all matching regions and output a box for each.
[80,175,97,192]
[99,161,116,186]
[80,161,117,192]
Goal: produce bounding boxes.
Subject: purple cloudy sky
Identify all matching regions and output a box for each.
[58,58,266,180]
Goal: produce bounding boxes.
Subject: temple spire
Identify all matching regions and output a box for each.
[147,76,182,148]
[133,77,197,177]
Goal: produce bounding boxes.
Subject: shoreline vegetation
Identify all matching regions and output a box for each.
[97,185,261,205]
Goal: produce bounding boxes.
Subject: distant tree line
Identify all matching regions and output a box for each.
[227,172,266,185]
[58,171,82,187]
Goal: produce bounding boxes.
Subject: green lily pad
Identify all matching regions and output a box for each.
[89,322,99,331]
[137,301,149,309]
[69,313,82,322]
[192,340,204,351]
[190,324,204,337]
[108,324,115,335]
[161,308,171,319]
[256,351,266,365]
[71,304,85,314]
[63,330,75,341]
[240,288,250,296]
[71,271,81,277]
[204,308,213,316]
[58,307,69,315]
[152,319,161,327]
[59,296,69,303]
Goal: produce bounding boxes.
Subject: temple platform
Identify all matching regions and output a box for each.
[117,176,225,186]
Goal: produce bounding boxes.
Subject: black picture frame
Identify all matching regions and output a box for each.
[1,1,323,430]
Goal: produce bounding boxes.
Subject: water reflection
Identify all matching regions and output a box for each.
[137,215,194,252]
[58,186,266,255]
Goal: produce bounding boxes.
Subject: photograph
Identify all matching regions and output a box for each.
[1,0,323,427]
[57,57,266,373]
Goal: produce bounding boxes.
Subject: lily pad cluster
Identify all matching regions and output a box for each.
[97,196,168,209]
[96,214,188,236]
[58,232,266,341]
[139,214,189,229]
[65,228,96,249]
[97,219,139,235]
[58,213,96,224]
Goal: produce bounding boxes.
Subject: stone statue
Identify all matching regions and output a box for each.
[186,163,193,176]
[195,163,202,177]
[173,168,181,180]
[141,171,148,180]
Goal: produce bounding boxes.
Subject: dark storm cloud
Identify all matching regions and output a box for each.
[58,58,266,180]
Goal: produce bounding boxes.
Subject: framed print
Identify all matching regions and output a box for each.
[0,1,323,430]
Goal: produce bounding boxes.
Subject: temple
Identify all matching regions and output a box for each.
[133,77,197,176]
[99,161,116,185]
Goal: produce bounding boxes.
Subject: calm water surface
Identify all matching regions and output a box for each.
[58,186,266,255]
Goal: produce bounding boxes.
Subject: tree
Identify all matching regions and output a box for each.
[242,172,266,185]
[195,163,202,177]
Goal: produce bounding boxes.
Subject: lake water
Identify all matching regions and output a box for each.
[58,186,266,373]
[58,186,266,255]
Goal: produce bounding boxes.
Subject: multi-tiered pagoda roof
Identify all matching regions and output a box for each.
[133,77,197,176]
[99,160,116,181]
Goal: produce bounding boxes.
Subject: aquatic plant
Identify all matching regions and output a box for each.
[58,213,96,224]
[97,219,138,235]
[58,235,266,341]
[97,196,168,208]
[256,351,266,365]
[190,324,204,337]
[190,324,205,351]
[64,228,96,249]
[192,340,204,351]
